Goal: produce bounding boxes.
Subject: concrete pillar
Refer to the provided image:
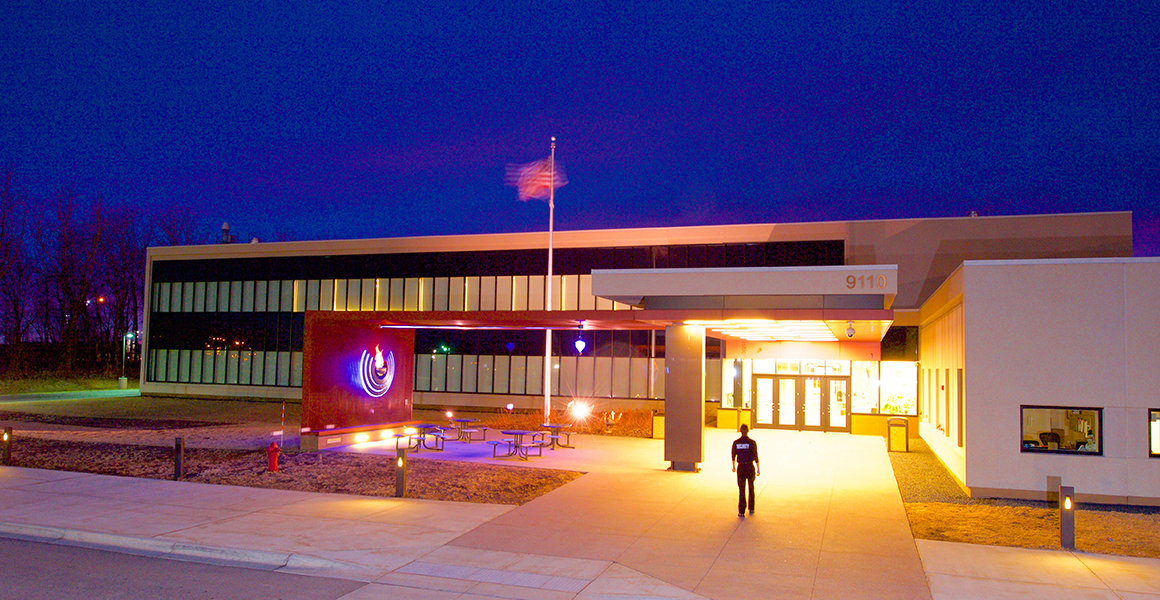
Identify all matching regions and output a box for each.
[664,324,705,472]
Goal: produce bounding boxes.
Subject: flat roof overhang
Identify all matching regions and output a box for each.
[591,265,898,309]
[589,265,898,342]
[311,307,894,343]
[305,266,898,343]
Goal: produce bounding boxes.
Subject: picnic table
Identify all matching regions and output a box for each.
[412,423,446,451]
[450,417,485,442]
[489,429,546,460]
[540,423,574,449]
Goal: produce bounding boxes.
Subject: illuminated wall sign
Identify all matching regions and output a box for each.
[359,345,395,397]
[302,314,414,432]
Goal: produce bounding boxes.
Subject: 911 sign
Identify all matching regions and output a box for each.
[846,274,889,290]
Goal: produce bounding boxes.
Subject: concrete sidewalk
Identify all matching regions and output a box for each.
[1,428,1157,599]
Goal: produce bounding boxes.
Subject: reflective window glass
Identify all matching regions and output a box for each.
[1150,410,1160,458]
[254,280,267,312]
[1021,406,1101,454]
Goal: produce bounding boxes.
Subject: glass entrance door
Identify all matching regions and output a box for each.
[756,374,851,433]
[776,377,797,427]
[754,376,774,425]
[829,379,849,430]
[803,377,823,430]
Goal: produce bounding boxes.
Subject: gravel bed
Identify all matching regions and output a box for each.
[889,437,1160,514]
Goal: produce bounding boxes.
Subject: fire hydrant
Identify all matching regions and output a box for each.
[266,442,280,472]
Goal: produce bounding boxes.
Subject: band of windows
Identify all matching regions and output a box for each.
[146,348,714,401]
[151,274,629,314]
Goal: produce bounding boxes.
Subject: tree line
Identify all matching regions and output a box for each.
[0,163,209,374]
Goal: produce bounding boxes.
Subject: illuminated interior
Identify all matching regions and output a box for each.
[684,319,894,343]
[1151,410,1160,457]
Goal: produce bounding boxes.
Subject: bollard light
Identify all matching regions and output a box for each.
[1060,485,1075,550]
[2,427,12,465]
[395,448,407,498]
[174,437,185,480]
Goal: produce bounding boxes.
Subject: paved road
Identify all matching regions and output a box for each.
[0,537,364,600]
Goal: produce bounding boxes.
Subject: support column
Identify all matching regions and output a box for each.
[664,324,705,472]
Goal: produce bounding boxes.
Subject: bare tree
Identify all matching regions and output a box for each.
[0,162,19,283]
[0,162,31,370]
[33,185,103,370]
[152,205,207,246]
[100,202,150,364]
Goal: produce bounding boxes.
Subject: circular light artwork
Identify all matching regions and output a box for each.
[359,345,395,397]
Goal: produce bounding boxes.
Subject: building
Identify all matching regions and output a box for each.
[141,211,1160,504]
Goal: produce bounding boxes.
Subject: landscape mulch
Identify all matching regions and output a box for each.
[890,438,1160,558]
[6,437,582,505]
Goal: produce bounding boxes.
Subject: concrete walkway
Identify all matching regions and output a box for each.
[377,429,931,599]
[1,426,1158,598]
[920,539,1160,599]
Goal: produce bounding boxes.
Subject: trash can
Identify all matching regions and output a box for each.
[651,411,665,439]
[887,417,909,452]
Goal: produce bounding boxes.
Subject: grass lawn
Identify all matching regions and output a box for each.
[0,374,138,395]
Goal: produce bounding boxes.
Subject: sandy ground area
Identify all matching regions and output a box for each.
[890,438,1160,558]
[0,397,581,505]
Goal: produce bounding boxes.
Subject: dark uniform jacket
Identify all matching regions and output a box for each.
[732,435,759,473]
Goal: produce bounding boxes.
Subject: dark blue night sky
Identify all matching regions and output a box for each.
[3,1,1157,254]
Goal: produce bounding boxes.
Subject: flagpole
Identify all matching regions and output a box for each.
[543,137,556,423]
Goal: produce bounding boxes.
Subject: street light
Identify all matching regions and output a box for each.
[120,332,135,388]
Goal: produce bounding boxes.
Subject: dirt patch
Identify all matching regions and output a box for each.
[891,439,1160,558]
[907,503,1160,558]
[6,436,581,505]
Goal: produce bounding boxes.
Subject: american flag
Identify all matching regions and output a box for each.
[505,157,568,201]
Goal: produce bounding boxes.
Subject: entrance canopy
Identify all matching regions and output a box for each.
[591,265,898,342]
[353,265,897,342]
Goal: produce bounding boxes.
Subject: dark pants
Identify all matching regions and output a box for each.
[737,463,756,514]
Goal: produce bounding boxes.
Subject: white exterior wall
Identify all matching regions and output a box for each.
[919,301,966,485]
[961,258,1160,504]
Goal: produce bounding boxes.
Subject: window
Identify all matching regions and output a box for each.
[1151,410,1160,458]
[1021,406,1102,455]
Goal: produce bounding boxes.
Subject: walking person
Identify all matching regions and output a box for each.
[732,424,760,517]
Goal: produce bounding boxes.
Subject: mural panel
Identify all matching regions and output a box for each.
[302,314,414,431]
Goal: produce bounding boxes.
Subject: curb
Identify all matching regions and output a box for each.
[0,521,367,578]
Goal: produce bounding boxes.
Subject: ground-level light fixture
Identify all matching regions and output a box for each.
[1060,485,1075,549]
[395,448,407,497]
[2,427,12,465]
